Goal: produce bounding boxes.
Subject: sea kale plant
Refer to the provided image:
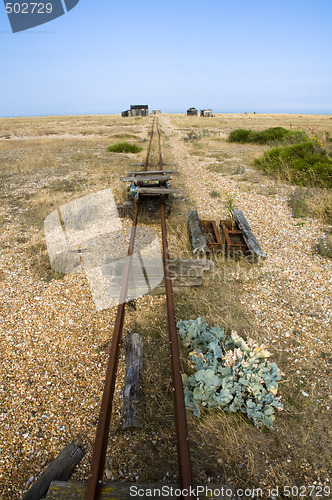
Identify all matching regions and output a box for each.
[177,318,283,428]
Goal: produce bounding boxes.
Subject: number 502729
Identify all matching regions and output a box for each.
[5,3,53,14]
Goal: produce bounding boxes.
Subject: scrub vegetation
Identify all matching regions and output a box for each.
[0,112,331,499]
[107,141,143,153]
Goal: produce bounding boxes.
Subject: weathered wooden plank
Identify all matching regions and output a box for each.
[129,169,179,175]
[121,175,171,182]
[22,442,84,500]
[150,278,204,296]
[122,333,144,429]
[47,481,234,499]
[168,258,214,278]
[172,196,186,202]
[233,209,266,260]
[130,163,176,167]
[187,210,207,254]
[133,187,179,195]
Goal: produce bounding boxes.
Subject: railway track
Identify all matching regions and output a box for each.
[85,120,194,500]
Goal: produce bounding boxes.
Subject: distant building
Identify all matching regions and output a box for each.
[130,105,148,117]
[121,105,149,117]
[152,110,161,114]
[187,107,198,116]
[200,109,213,117]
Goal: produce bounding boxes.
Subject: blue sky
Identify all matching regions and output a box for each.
[1,0,331,116]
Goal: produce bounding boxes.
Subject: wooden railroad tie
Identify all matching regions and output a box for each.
[128,169,179,175]
[131,187,180,195]
[46,482,235,499]
[233,208,266,260]
[120,174,172,182]
[22,442,84,500]
[122,333,144,430]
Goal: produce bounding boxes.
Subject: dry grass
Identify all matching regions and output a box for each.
[1,113,331,498]
[165,113,331,493]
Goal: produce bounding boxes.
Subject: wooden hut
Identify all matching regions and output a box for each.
[187,107,198,116]
[200,109,213,117]
[130,105,149,117]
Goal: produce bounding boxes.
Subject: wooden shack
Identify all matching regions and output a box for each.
[130,105,148,117]
[187,107,198,116]
[152,110,161,114]
[200,109,213,117]
[121,110,132,117]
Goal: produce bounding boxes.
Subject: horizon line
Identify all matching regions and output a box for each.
[1,110,332,119]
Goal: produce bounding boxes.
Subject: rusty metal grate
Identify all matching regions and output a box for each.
[199,220,223,250]
[220,220,249,256]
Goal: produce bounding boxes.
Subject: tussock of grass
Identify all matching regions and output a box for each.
[107,142,142,153]
[309,189,332,223]
[288,187,312,218]
[111,133,140,140]
[288,186,332,224]
[317,231,332,258]
[50,178,85,192]
[27,242,64,282]
[254,141,332,188]
[183,131,201,142]
[229,127,308,145]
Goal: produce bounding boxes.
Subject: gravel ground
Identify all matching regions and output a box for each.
[0,115,331,498]
[161,115,331,399]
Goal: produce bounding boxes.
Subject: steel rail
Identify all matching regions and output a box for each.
[85,119,194,500]
[85,203,139,500]
[143,118,155,171]
[86,119,156,500]
[157,123,194,499]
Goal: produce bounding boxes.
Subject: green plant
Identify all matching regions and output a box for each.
[225,191,236,220]
[317,232,332,259]
[177,318,283,428]
[233,166,246,175]
[228,127,308,145]
[107,142,143,153]
[209,190,220,198]
[202,129,217,137]
[183,131,201,142]
[288,187,312,218]
[228,129,253,143]
[254,140,332,188]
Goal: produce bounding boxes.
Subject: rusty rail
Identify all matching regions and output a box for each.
[157,123,193,499]
[160,200,194,497]
[85,119,193,500]
[143,118,155,171]
[85,203,139,500]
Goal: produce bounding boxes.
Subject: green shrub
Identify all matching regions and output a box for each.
[228,127,308,145]
[177,317,283,428]
[107,142,142,153]
[254,140,332,188]
[228,129,254,143]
